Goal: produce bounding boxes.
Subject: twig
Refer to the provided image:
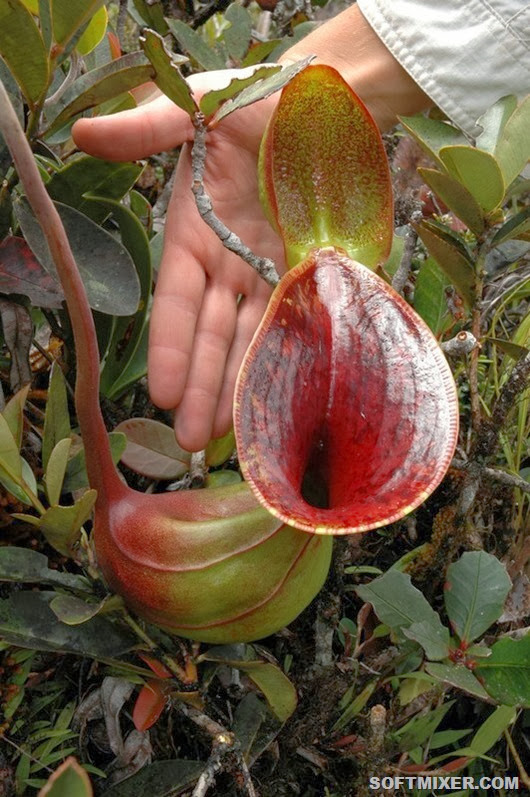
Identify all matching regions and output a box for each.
[391,212,421,295]
[190,450,207,487]
[452,459,530,495]
[117,0,129,50]
[191,113,280,288]
[440,331,477,358]
[192,0,231,29]
[504,728,530,791]
[43,52,80,108]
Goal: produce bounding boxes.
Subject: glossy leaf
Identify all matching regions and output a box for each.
[211,57,313,127]
[15,198,141,316]
[43,52,153,135]
[166,18,226,71]
[259,65,393,268]
[75,5,107,56]
[415,220,476,307]
[140,28,194,116]
[413,257,451,335]
[51,0,106,49]
[0,0,49,106]
[398,114,467,168]
[39,757,93,797]
[439,145,505,212]
[418,167,484,235]
[115,418,191,480]
[132,681,168,731]
[476,95,518,154]
[101,760,205,797]
[199,65,280,119]
[494,95,530,187]
[0,235,64,308]
[475,633,530,707]
[42,361,71,471]
[235,249,458,534]
[46,157,143,223]
[205,429,236,467]
[0,546,90,591]
[444,551,512,644]
[0,590,136,656]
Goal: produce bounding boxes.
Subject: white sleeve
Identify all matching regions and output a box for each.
[357,0,530,137]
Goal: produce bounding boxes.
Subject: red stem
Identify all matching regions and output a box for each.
[0,79,123,504]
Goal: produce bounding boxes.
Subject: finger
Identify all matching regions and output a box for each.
[72,94,194,161]
[212,292,272,440]
[174,284,239,451]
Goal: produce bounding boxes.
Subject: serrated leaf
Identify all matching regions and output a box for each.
[403,618,451,661]
[37,489,97,556]
[494,95,530,187]
[415,220,476,307]
[0,0,49,106]
[425,662,490,699]
[114,418,191,480]
[444,551,512,644]
[43,52,153,135]
[476,95,518,154]
[0,546,90,591]
[46,157,142,223]
[45,437,71,505]
[199,65,280,119]
[413,257,451,334]
[355,569,442,641]
[212,56,314,127]
[398,114,467,168]
[475,633,530,707]
[418,167,484,235]
[0,590,136,656]
[42,364,71,477]
[166,18,225,71]
[15,198,141,316]
[439,145,505,212]
[0,235,64,309]
[140,28,195,116]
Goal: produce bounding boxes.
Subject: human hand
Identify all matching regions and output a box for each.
[73,72,285,452]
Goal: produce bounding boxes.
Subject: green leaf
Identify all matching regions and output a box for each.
[444,551,512,644]
[46,157,143,223]
[494,96,530,187]
[0,546,90,591]
[413,257,451,334]
[15,198,141,316]
[395,700,454,752]
[50,594,106,625]
[205,429,236,467]
[418,167,485,235]
[0,590,136,656]
[51,0,106,49]
[398,114,467,168]
[63,431,126,491]
[166,18,226,72]
[0,0,49,106]
[2,382,30,448]
[439,146,505,212]
[223,3,252,62]
[469,705,515,756]
[199,65,281,119]
[0,411,23,481]
[85,196,151,399]
[355,569,443,642]
[75,4,107,56]
[425,662,490,700]
[101,760,204,797]
[403,619,451,661]
[476,95,518,154]
[475,633,530,707]
[114,418,191,480]
[39,757,92,797]
[199,645,297,723]
[45,437,71,505]
[241,38,281,68]
[491,206,530,247]
[131,0,168,35]
[332,680,377,731]
[42,361,70,471]
[212,56,314,127]
[37,489,97,556]
[43,52,153,135]
[415,220,476,307]
[139,28,195,116]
